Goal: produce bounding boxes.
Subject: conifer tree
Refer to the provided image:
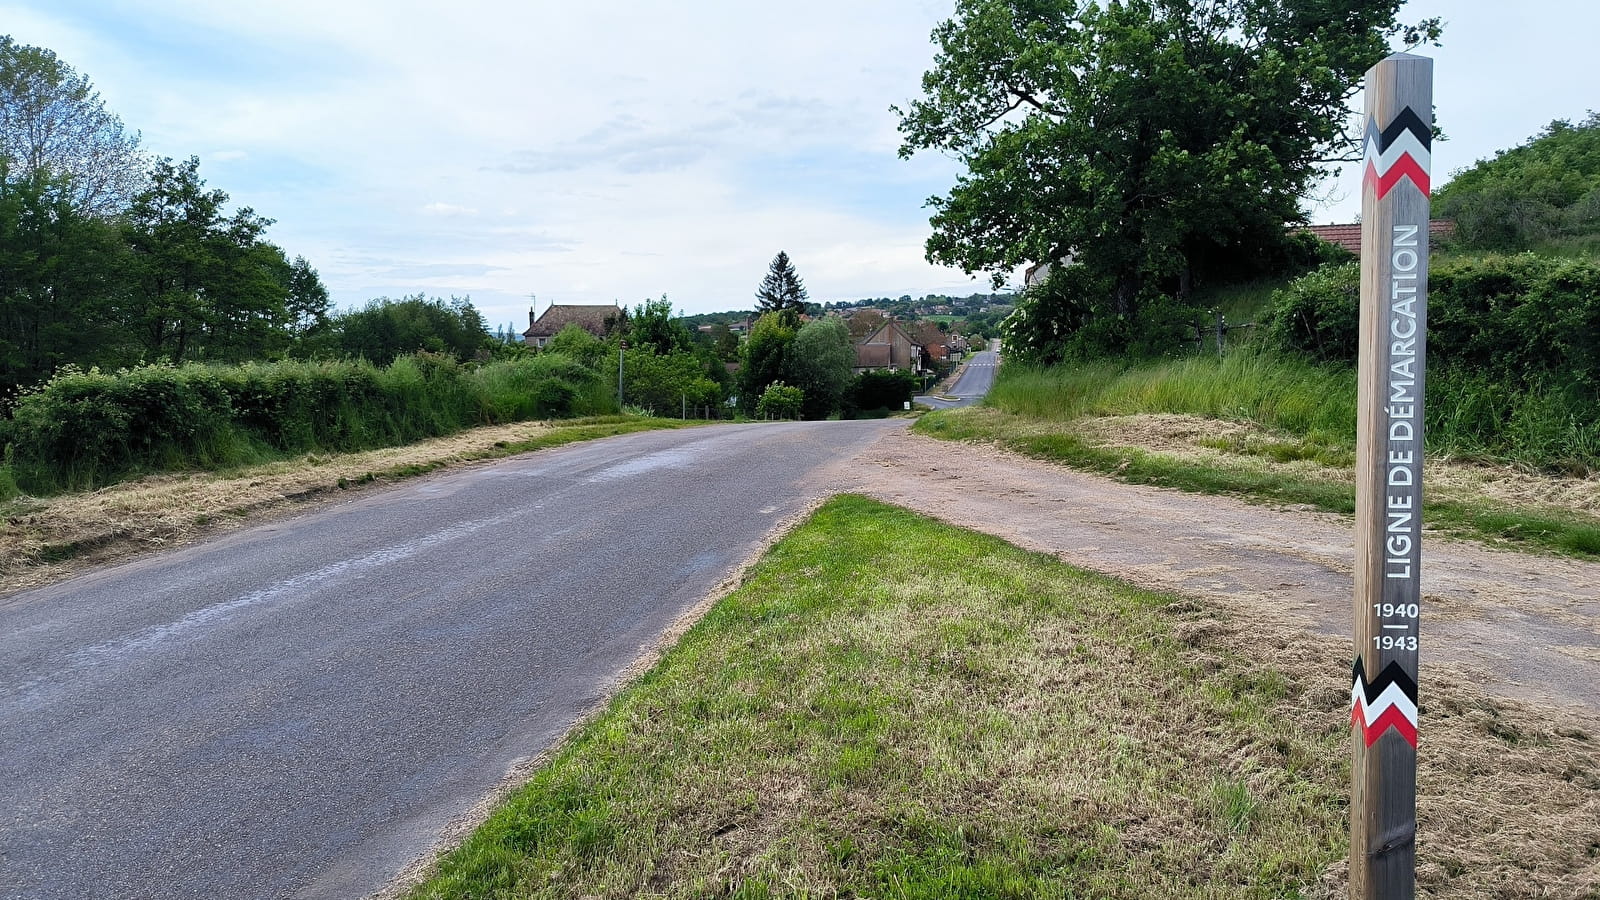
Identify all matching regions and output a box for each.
[755,251,809,317]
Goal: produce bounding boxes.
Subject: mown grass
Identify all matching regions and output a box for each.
[0,415,697,589]
[410,495,1349,899]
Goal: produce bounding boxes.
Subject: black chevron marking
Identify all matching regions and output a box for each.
[1351,656,1419,703]
[1378,107,1432,152]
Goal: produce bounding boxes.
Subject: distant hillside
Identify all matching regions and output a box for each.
[1435,112,1600,255]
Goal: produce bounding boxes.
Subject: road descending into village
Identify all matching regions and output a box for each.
[917,347,1000,409]
[0,421,899,900]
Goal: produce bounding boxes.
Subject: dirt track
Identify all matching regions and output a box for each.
[839,425,1600,720]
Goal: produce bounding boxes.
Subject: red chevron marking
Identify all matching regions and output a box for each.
[1363,153,1431,200]
[1351,702,1420,748]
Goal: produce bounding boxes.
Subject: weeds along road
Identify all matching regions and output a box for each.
[0,420,901,900]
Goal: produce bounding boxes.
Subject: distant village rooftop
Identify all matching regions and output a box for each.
[522,303,619,348]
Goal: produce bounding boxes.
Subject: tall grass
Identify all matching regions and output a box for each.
[0,352,616,495]
[990,353,1357,444]
[989,351,1600,472]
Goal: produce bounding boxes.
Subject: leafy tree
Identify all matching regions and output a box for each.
[843,369,919,417]
[896,0,1440,362]
[544,321,610,370]
[707,322,741,361]
[0,164,127,389]
[1435,112,1600,253]
[737,313,797,414]
[622,347,722,416]
[755,251,809,317]
[0,36,146,217]
[324,295,490,364]
[284,256,331,339]
[122,156,291,363]
[627,294,693,355]
[787,317,854,419]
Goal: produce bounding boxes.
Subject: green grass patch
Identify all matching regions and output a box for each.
[985,353,1358,440]
[410,496,1346,899]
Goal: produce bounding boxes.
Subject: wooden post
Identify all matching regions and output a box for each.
[1351,52,1431,900]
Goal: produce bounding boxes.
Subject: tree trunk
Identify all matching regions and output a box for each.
[1113,273,1140,318]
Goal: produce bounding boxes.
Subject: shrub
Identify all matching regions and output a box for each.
[755,382,804,420]
[3,352,616,494]
[1257,261,1361,363]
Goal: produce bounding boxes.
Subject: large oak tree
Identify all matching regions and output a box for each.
[896,0,1439,361]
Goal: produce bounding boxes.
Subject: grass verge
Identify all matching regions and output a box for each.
[409,494,1349,898]
[0,415,692,595]
[918,402,1600,560]
[407,496,1600,899]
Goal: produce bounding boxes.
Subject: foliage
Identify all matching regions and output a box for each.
[315,294,490,364]
[1435,112,1600,254]
[843,369,919,417]
[3,353,612,493]
[737,312,797,414]
[622,347,723,417]
[754,250,808,316]
[1256,261,1362,363]
[0,35,146,217]
[0,41,327,394]
[788,318,854,419]
[544,322,610,370]
[754,381,803,420]
[1261,255,1600,396]
[626,294,693,356]
[122,156,301,364]
[0,166,127,390]
[897,0,1438,357]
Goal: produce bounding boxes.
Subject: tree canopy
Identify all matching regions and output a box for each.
[897,0,1439,361]
[1435,112,1600,254]
[0,35,146,217]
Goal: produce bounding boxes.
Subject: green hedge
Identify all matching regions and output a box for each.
[0,352,612,494]
[1256,254,1600,470]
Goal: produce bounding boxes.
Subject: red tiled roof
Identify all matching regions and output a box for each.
[1299,221,1456,257]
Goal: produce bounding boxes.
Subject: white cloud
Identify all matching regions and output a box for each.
[420,202,480,218]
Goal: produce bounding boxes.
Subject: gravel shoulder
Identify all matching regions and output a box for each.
[841,423,1600,720]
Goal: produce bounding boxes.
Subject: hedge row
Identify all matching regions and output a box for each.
[1258,254,1600,470]
[0,352,612,494]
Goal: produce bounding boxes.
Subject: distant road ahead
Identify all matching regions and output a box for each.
[917,347,1000,409]
[0,420,899,900]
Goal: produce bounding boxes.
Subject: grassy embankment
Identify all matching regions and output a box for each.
[407,496,1600,898]
[916,355,1600,558]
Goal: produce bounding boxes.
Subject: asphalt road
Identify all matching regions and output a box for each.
[916,347,1000,409]
[0,420,900,900]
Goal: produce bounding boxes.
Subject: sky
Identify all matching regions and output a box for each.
[3,1,1597,327]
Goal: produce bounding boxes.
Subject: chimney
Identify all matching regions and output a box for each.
[529,305,536,327]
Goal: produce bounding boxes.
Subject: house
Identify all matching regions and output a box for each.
[522,303,620,349]
[854,321,924,375]
[1299,220,1455,258]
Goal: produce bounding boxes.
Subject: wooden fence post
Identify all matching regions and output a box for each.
[1351,51,1432,900]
